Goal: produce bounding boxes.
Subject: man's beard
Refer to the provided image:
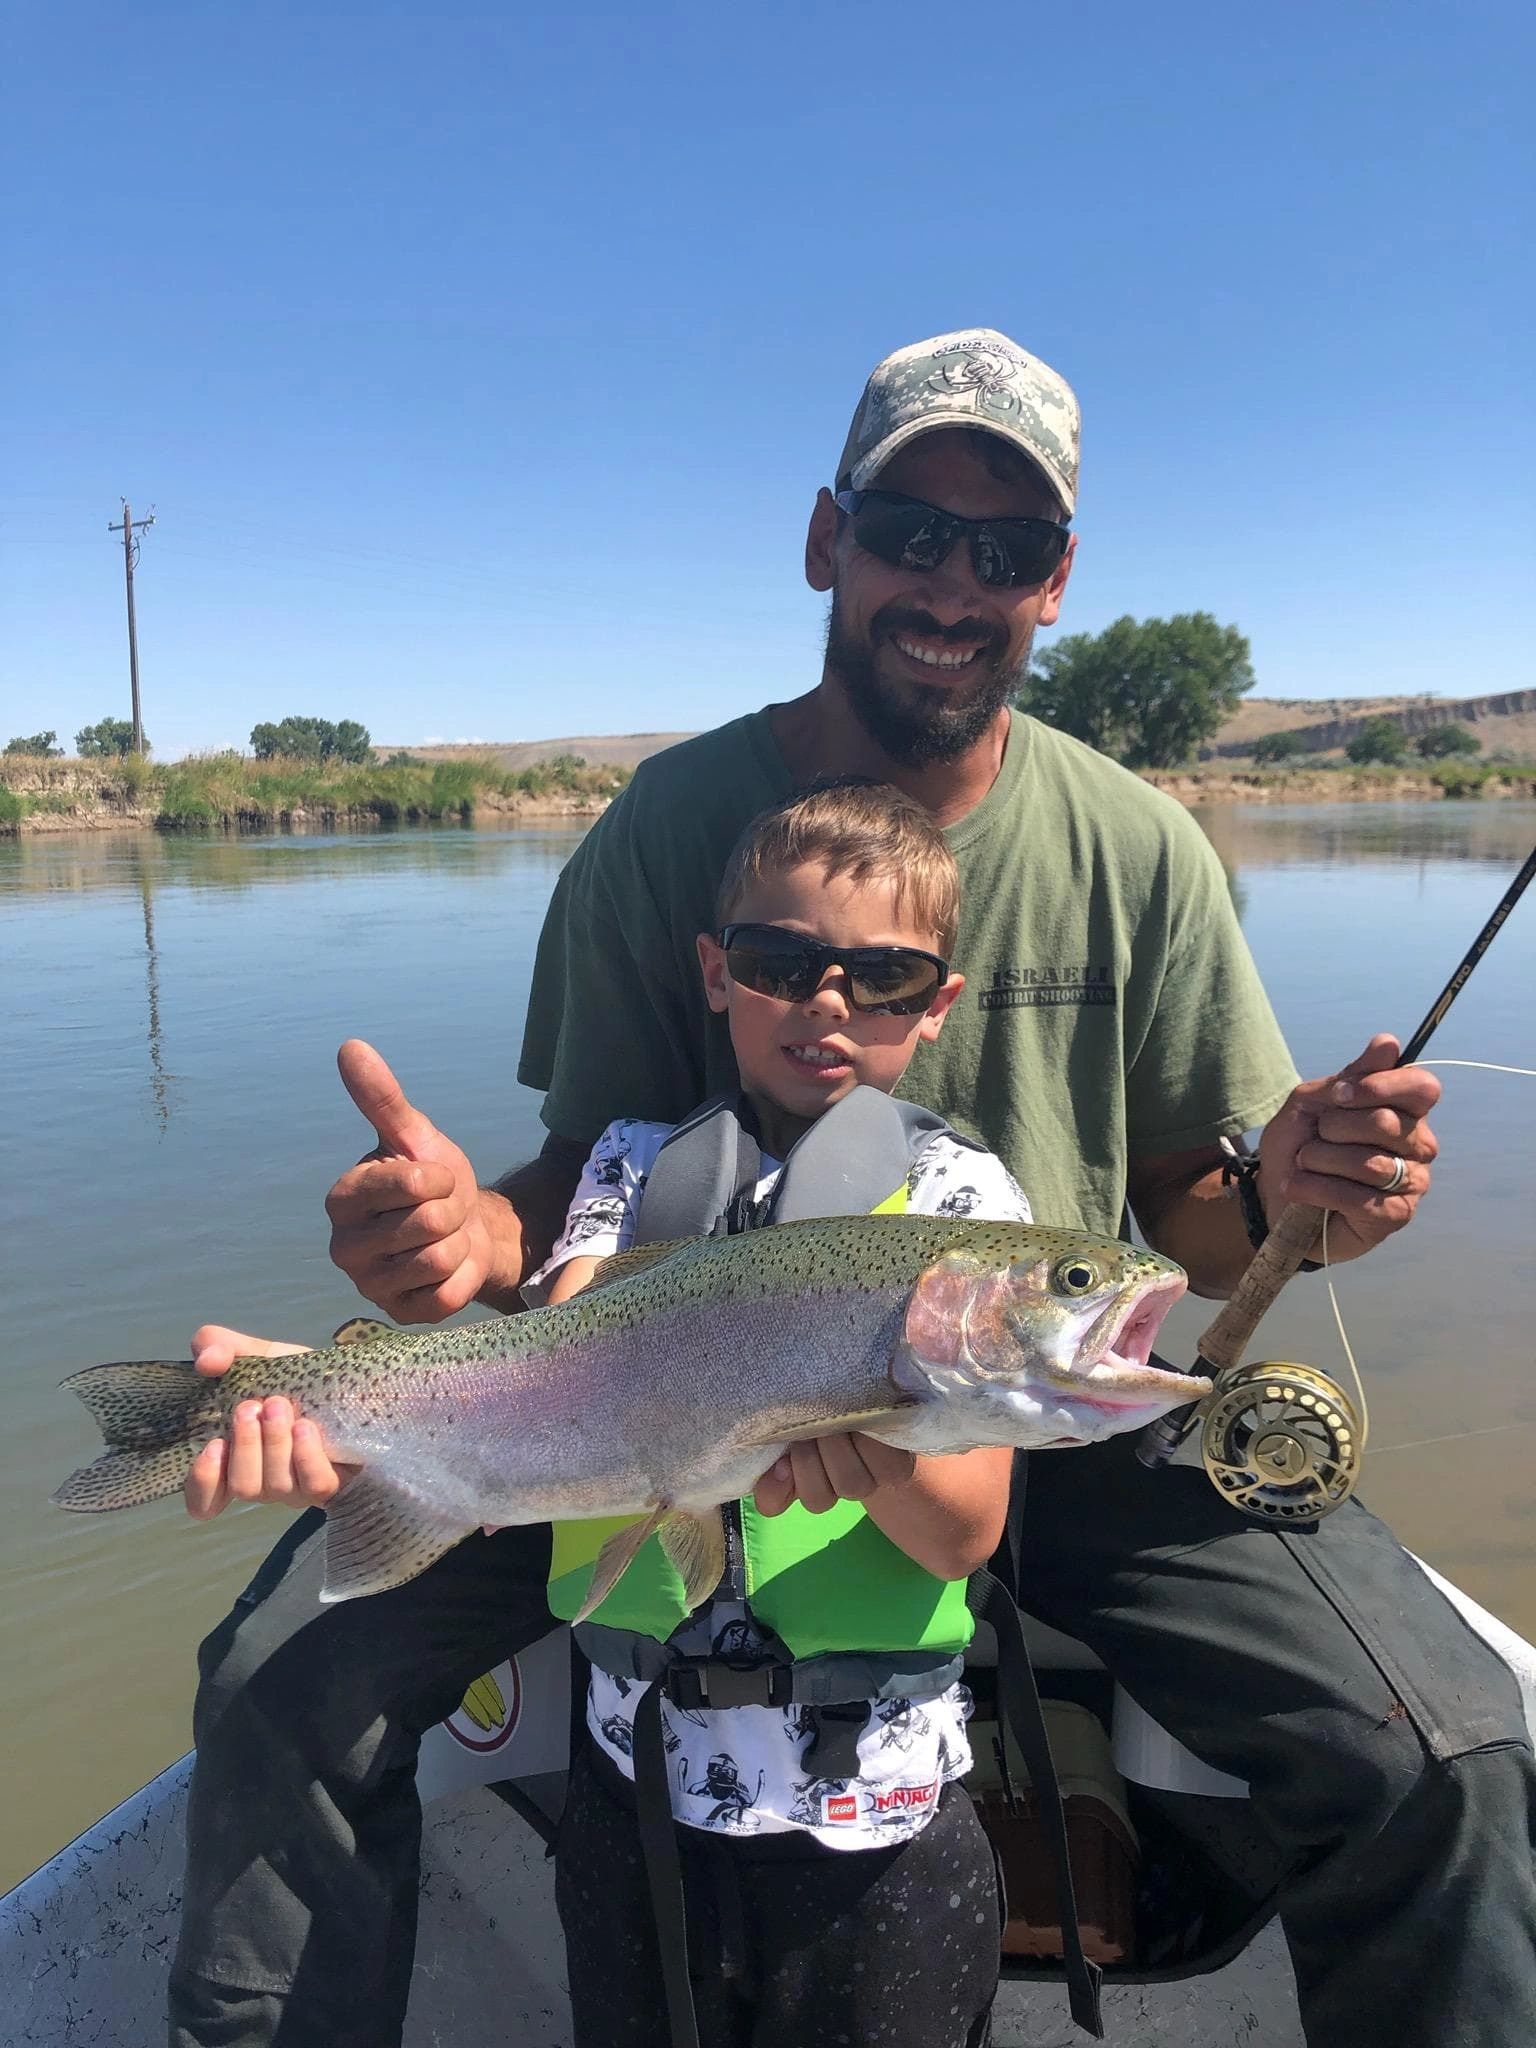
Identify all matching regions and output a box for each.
[823,592,1034,767]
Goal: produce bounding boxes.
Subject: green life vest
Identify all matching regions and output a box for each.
[546,1087,988,1705]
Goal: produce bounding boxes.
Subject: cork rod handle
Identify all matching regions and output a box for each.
[1195,1201,1325,1375]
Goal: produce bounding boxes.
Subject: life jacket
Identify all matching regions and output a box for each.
[547,1085,993,1709]
[547,1085,1105,2045]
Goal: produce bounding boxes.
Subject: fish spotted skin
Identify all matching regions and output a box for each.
[51,1216,1201,1599]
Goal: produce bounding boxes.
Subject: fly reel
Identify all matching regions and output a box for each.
[1199,1361,1363,1524]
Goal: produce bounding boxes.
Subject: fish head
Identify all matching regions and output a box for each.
[894,1229,1205,1446]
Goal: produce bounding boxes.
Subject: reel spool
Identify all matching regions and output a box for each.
[1199,1361,1363,1524]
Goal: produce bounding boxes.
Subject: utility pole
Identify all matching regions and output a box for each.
[108,500,155,755]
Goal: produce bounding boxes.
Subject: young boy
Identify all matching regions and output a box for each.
[532,780,1033,2048]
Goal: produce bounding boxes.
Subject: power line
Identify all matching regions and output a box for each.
[107,500,155,754]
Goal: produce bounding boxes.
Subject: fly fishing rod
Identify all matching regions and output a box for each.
[1136,839,1536,1522]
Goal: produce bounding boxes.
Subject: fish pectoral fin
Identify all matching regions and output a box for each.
[330,1317,394,1347]
[574,1501,672,1624]
[739,1403,909,1449]
[319,1473,473,1603]
[576,1239,699,1295]
[658,1510,727,1613]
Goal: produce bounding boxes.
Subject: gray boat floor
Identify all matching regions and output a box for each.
[3,1757,1302,2047]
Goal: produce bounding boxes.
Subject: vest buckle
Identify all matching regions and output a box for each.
[662,1658,795,1711]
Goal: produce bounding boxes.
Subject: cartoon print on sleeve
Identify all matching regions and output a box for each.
[907,1134,1032,1226]
[559,1192,632,1250]
[586,1118,641,1188]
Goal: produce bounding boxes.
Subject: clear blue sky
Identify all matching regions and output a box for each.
[4,2,1531,756]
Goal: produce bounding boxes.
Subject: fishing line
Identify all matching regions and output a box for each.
[1317,1213,1368,1456]
[1421,1060,1536,1078]
[1317,1057,1535,1470]
[1139,840,1536,1509]
[1372,1422,1536,1458]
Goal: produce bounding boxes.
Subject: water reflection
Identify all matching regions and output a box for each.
[0,822,592,1138]
[134,844,173,1132]
[0,819,590,899]
[1192,801,1536,873]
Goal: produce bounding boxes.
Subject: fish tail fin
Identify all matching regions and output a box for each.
[51,1440,200,1511]
[51,1360,214,1511]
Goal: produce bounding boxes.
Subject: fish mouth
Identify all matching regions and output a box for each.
[1067,1274,1205,1413]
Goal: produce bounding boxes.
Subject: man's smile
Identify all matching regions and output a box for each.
[891,634,985,671]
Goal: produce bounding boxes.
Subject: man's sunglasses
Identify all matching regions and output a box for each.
[834,488,1070,590]
[718,923,949,1016]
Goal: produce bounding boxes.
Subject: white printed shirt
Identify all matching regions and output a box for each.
[528,1115,1034,1850]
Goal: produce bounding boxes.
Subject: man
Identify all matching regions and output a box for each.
[172,331,1536,2048]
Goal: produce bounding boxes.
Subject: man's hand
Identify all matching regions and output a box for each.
[753,1434,917,1517]
[183,1326,358,1519]
[1258,1032,1440,1263]
[326,1039,495,1322]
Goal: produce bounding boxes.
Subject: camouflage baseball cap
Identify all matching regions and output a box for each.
[836,328,1080,517]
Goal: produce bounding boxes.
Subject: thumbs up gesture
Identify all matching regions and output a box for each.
[325,1039,495,1322]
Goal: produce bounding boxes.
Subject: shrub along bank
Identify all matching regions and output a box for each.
[0,751,629,832]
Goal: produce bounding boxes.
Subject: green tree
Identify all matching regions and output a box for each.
[1346,716,1409,765]
[75,717,144,758]
[4,730,62,757]
[250,715,372,763]
[1415,723,1480,759]
[331,719,372,764]
[1252,730,1305,766]
[1019,613,1255,769]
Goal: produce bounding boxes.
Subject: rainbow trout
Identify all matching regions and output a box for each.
[52,1215,1201,1613]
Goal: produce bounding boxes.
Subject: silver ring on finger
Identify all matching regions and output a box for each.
[1380,1154,1407,1195]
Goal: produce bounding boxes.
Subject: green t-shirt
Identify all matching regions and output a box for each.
[518,710,1297,1237]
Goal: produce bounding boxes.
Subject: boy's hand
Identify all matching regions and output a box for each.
[753,1433,916,1517]
[184,1325,359,1520]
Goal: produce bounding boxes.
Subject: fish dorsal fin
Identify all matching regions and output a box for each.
[319,1473,473,1602]
[331,1317,394,1347]
[577,1239,697,1295]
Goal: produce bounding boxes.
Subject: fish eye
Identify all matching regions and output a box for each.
[1051,1256,1102,1297]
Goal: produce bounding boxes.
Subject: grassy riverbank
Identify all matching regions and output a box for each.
[3,748,1533,836]
[1145,759,1536,805]
[0,751,629,833]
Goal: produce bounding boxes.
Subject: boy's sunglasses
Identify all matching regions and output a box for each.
[834,488,1070,590]
[718,923,949,1016]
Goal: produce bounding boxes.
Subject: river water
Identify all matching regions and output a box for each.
[3,803,1533,1888]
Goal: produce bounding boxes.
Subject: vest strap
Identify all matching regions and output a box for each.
[576,1620,964,1706]
[633,1684,701,2048]
[634,1084,984,1246]
[968,1567,1104,2039]
[661,1658,795,1712]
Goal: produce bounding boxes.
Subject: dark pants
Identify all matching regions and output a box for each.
[556,1747,998,2048]
[168,1442,1536,2048]
[168,1517,553,2048]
